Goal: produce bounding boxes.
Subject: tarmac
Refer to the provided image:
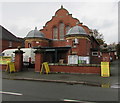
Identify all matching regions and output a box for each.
[2,59,119,88]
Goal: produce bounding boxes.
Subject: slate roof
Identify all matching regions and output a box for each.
[25,27,45,38]
[0,25,21,42]
[66,25,87,35]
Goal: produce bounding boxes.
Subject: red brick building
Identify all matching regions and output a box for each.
[0,25,24,53]
[25,6,102,64]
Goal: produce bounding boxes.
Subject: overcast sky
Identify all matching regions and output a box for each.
[0,0,119,44]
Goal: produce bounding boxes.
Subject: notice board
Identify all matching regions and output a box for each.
[68,55,78,64]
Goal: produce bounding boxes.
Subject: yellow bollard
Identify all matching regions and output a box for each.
[101,62,110,77]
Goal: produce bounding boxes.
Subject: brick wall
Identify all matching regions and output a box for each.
[0,40,23,52]
[40,7,90,39]
[0,64,101,74]
[66,37,91,56]
[49,64,100,74]
[91,56,102,64]
[0,64,7,70]
[25,38,49,48]
[50,40,67,47]
[90,51,102,64]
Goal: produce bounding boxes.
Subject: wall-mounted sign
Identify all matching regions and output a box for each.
[68,55,78,64]
[78,56,90,64]
[0,56,11,64]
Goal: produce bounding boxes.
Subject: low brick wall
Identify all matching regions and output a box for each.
[49,63,101,74]
[0,64,7,71]
[0,64,101,74]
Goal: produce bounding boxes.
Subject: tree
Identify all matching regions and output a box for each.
[91,29,105,45]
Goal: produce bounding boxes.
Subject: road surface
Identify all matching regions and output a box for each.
[2,79,118,102]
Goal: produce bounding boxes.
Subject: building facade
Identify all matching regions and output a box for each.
[25,6,101,64]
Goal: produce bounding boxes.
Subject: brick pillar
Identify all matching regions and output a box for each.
[102,52,110,62]
[101,44,110,62]
[34,48,44,72]
[14,48,24,72]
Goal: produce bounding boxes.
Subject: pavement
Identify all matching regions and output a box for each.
[2,59,119,88]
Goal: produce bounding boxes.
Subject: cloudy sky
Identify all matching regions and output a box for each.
[0,0,119,44]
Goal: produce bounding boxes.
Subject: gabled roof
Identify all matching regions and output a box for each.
[0,25,21,42]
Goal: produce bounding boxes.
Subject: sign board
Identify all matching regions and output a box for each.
[40,62,50,74]
[0,56,11,64]
[68,55,78,64]
[101,62,110,77]
[6,62,16,73]
[78,56,90,64]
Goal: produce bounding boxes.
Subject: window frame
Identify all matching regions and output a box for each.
[92,52,98,56]
[59,22,65,40]
[52,26,58,40]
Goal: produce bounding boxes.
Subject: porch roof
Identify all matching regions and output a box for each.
[34,46,71,51]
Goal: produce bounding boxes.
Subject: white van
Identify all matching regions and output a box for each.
[2,48,36,65]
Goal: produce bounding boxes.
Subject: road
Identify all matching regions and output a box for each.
[2,79,118,102]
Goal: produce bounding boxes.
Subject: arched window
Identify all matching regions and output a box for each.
[65,25,70,34]
[53,26,58,39]
[59,22,64,40]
